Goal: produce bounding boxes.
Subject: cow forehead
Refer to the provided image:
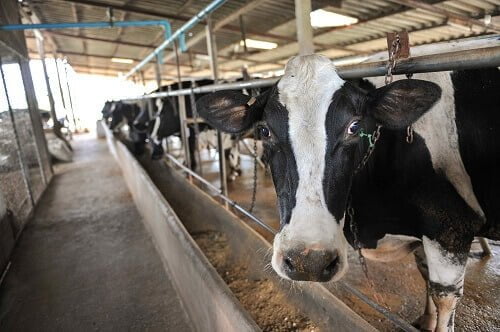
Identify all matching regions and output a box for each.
[277,54,344,107]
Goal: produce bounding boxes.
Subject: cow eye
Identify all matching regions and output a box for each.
[347,120,360,135]
[257,125,271,139]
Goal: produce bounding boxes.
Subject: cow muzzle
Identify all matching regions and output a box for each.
[271,229,349,282]
[281,247,340,282]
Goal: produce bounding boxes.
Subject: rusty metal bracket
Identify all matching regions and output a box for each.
[387,30,410,60]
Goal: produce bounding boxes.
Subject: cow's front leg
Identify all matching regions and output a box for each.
[414,246,437,331]
[226,145,241,181]
[422,237,469,332]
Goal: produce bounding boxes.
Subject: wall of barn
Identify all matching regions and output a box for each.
[0,0,52,274]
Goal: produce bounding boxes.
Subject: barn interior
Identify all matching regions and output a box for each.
[0,0,499,331]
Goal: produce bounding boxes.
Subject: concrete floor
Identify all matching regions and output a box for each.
[0,135,192,331]
[200,153,500,331]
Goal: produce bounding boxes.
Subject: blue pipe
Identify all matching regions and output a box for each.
[0,20,173,65]
[124,0,228,78]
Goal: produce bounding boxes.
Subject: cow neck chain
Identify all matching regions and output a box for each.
[248,130,259,213]
[348,125,388,308]
[354,126,381,175]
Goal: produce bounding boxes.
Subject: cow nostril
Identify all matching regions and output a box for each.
[323,255,339,277]
[283,257,295,272]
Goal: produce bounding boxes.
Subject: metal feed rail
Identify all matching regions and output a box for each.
[164,153,277,235]
[120,44,500,102]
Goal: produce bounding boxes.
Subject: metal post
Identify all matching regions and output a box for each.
[63,61,77,131]
[53,56,73,135]
[206,15,229,201]
[35,36,59,134]
[18,57,52,184]
[155,54,162,90]
[174,41,192,173]
[294,0,314,55]
[53,56,66,110]
[140,70,147,88]
[239,15,248,54]
[189,81,203,176]
[0,58,34,208]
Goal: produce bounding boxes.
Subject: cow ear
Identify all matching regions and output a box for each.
[196,90,268,134]
[366,79,441,130]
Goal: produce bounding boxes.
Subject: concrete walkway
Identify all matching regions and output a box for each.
[0,134,192,331]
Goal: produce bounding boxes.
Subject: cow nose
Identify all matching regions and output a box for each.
[282,248,339,282]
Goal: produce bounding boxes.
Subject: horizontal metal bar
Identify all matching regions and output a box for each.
[339,282,419,332]
[122,78,278,101]
[125,0,228,78]
[339,45,500,79]
[163,153,277,235]
[120,45,500,101]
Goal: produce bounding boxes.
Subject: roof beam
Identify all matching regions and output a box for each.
[388,0,500,33]
[47,32,155,49]
[63,0,190,22]
[62,0,296,44]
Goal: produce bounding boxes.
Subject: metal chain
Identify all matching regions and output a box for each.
[348,195,388,308]
[405,73,414,144]
[406,125,414,144]
[248,133,258,213]
[354,126,381,175]
[385,33,401,85]
[349,124,388,307]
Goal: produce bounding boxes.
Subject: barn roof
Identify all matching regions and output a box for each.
[21,0,500,81]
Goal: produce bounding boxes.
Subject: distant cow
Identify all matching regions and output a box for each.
[105,101,145,154]
[197,54,500,332]
[134,79,254,179]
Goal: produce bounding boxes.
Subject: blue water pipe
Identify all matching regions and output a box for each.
[124,0,228,78]
[0,0,228,77]
[0,20,173,65]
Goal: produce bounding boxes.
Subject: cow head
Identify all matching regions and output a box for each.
[109,101,125,130]
[197,55,441,282]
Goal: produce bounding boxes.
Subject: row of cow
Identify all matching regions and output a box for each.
[101,79,265,181]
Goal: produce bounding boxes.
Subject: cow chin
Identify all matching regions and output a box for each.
[270,218,349,283]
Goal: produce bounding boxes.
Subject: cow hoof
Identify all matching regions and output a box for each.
[413,313,437,332]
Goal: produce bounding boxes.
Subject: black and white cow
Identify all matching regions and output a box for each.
[137,79,262,179]
[196,54,500,332]
[106,101,146,154]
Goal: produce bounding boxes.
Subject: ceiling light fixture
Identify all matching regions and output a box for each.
[240,39,278,50]
[111,57,134,64]
[310,9,358,28]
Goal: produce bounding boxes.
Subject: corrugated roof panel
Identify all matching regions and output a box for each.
[23,0,499,77]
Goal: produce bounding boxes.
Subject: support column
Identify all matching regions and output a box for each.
[174,41,191,172]
[206,15,228,201]
[35,36,59,133]
[63,61,77,132]
[19,57,53,183]
[154,54,162,90]
[294,0,314,55]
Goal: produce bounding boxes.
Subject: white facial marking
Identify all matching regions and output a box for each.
[272,54,348,280]
[368,73,484,218]
[423,236,466,287]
